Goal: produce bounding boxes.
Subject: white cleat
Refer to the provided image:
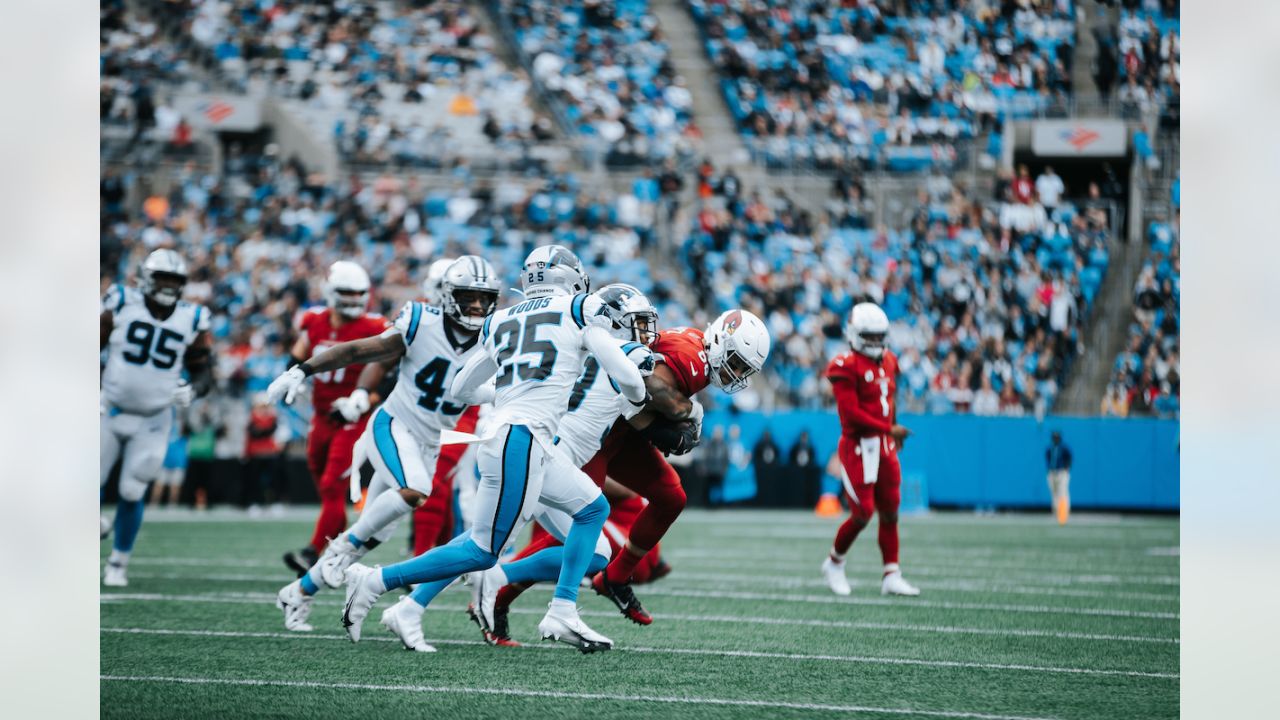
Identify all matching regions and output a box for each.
[380,596,436,652]
[342,563,384,643]
[316,534,359,588]
[471,565,506,632]
[881,571,921,596]
[538,603,613,654]
[276,580,315,632]
[821,557,851,596]
[100,515,112,541]
[102,561,128,587]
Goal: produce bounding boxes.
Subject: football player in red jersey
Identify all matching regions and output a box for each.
[282,261,389,576]
[589,309,771,624]
[821,302,920,597]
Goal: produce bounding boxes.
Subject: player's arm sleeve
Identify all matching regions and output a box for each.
[388,302,419,346]
[584,324,647,404]
[449,350,499,405]
[184,327,215,397]
[830,376,893,434]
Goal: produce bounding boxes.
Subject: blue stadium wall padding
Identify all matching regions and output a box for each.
[702,411,1179,511]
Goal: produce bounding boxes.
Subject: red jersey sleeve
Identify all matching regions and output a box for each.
[826,354,893,436]
[653,328,711,396]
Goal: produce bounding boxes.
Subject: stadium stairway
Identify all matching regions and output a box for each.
[1058,212,1148,415]
[651,0,765,188]
[1072,0,1118,100]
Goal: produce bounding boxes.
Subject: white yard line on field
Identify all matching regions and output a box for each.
[99,674,1064,720]
[118,569,1179,604]
[100,627,1179,679]
[117,555,1180,586]
[99,593,1180,644]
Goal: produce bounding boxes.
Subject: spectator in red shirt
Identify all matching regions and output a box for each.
[1012,164,1035,204]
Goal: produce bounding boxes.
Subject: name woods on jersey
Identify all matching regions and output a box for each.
[340,245,649,654]
[269,256,500,633]
[101,249,213,587]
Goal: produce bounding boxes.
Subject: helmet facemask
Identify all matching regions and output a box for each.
[444,287,499,332]
[852,330,887,359]
[143,270,186,307]
[331,288,369,319]
[710,347,759,394]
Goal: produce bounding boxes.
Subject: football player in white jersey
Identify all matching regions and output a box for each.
[268,256,499,633]
[100,249,214,586]
[340,245,648,653]
[466,283,664,645]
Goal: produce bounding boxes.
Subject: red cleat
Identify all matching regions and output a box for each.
[467,603,521,647]
[592,573,653,625]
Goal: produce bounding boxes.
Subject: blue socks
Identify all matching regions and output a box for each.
[381,532,495,590]
[112,499,145,553]
[299,573,320,595]
[555,494,609,602]
[503,546,608,586]
[407,577,454,608]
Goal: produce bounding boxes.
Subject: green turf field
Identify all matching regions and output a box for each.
[100,508,1179,719]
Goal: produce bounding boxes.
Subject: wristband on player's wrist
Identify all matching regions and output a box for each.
[630,391,652,407]
[297,361,316,377]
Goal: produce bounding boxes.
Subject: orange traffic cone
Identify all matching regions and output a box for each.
[1056,496,1070,525]
[815,493,842,517]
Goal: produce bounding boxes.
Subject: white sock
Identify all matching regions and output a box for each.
[548,598,576,615]
[108,549,130,566]
[883,563,900,575]
[346,491,415,545]
[829,548,845,563]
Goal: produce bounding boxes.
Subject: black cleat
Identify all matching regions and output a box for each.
[468,603,521,647]
[283,547,319,577]
[592,573,652,625]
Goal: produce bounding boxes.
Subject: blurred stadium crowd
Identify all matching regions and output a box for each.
[101,0,1180,473]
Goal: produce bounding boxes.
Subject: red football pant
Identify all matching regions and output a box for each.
[411,407,478,556]
[832,436,901,567]
[582,427,685,583]
[305,416,367,553]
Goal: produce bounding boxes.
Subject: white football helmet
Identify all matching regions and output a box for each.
[592,283,659,346]
[440,255,500,332]
[704,309,770,394]
[845,302,889,359]
[422,258,455,305]
[139,249,188,306]
[324,261,371,319]
[520,245,589,298]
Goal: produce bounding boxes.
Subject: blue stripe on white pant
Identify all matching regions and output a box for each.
[491,425,534,554]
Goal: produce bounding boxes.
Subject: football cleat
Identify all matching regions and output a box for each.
[539,603,612,654]
[316,534,359,588]
[467,603,521,647]
[341,563,383,643]
[102,560,128,587]
[380,596,435,652]
[283,546,319,577]
[275,580,315,632]
[881,571,921,596]
[470,565,506,632]
[100,515,112,541]
[591,573,652,625]
[821,557,852,596]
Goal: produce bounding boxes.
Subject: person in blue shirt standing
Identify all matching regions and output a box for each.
[1045,431,1073,525]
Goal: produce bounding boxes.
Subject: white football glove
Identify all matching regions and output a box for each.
[172,381,195,408]
[266,366,308,405]
[331,388,371,423]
